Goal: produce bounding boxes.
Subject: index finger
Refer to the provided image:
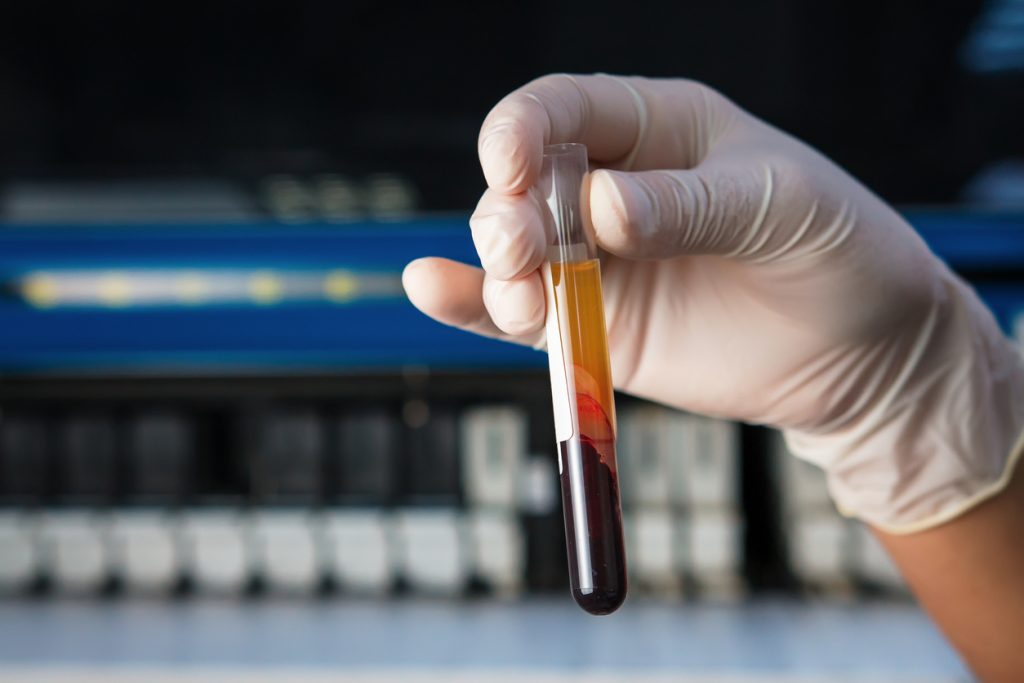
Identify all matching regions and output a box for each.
[478,74,646,194]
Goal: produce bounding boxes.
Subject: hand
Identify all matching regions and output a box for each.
[403,74,1024,532]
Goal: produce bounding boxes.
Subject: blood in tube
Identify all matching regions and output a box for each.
[552,259,627,615]
[539,142,627,615]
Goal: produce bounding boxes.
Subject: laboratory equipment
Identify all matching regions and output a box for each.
[539,143,627,615]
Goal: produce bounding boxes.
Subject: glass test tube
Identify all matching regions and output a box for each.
[539,143,627,615]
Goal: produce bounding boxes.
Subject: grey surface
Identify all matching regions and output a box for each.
[1,180,259,222]
[0,598,969,680]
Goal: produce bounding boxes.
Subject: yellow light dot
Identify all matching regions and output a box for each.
[177,273,208,304]
[249,271,283,305]
[22,274,58,309]
[324,270,358,303]
[98,274,131,307]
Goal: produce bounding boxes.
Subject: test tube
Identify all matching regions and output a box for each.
[539,143,627,615]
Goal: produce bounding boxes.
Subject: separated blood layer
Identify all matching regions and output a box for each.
[550,258,627,615]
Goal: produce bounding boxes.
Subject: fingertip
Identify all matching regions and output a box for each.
[401,255,497,336]
[470,192,547,280]
[479,127,541,194]
[401,257,449,316]
[588,169,644,255]
[401,257,427,289]
[482,275,546,336]
[401,257,428,296]
[479,97,545,194]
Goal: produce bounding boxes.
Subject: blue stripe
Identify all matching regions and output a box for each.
[0,212,1022,372]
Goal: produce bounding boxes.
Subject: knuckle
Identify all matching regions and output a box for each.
[766,152,821,202]
[526,72,577,94]
[471,205,543,279]
[522,73,589,140]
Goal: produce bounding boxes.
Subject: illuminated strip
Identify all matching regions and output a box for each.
[22,274,59,309]
[14,269,403,309]
[177,272,209,304]
[324,270,359,303]
[249,271,284,305]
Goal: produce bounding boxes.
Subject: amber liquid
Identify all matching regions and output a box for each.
[550,259,626,615]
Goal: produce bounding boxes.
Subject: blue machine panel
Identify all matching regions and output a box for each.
[0,218,540,373]
[0,211,1022,374]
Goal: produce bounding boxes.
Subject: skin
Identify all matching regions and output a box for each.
[874,461,1024,682]
[403,74,1024,680]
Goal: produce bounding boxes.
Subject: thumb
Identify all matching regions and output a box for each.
[588,161,775,260]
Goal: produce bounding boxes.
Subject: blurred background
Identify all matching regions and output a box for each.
[0,1,1023,681]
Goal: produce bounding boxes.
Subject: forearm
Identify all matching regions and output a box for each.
[873,444,1024,683]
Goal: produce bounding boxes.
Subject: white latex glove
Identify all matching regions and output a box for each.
[403,74,1024,533]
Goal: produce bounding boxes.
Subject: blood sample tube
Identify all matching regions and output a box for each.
[538,143,627,615]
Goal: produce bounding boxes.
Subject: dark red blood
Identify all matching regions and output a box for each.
[559,437,627,615]
[575,393,614,460]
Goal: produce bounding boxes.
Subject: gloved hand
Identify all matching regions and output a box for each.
[403,73,1024,533]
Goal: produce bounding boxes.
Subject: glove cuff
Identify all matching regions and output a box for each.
[784,273,1024,534]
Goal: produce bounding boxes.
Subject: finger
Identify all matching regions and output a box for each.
[478,74,646,194]
[402,257,544,346]
[479,74,642,194]
[470,189,549,281]
[479,75,729,195]
[587,158,776,260]
[482,271,546,336]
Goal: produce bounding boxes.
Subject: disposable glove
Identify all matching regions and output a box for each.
[403,74,1024,533]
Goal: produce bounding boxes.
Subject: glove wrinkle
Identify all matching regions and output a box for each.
[422,73,1024,533]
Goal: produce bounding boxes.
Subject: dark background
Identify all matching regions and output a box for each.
[0,0,1021,210]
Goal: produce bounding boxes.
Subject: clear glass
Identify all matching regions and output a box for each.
[538,143,627,615]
